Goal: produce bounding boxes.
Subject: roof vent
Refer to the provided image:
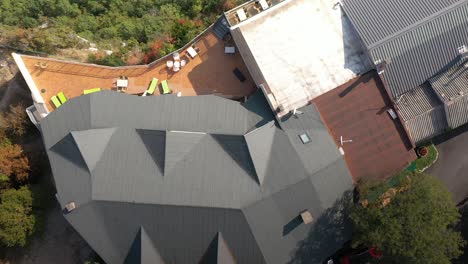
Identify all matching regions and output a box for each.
[300,210,313,224]
[65,202,76,212]
[299,133,311,144]
[458,45,468,59]
[375,59,388,74]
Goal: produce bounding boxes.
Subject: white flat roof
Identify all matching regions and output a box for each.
[232,0,372,115]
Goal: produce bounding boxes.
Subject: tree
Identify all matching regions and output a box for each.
[0,186,35,247]
[351,173,464,264]
[1,104,30,137]
[0,140,30,184]
[88,52,125,67]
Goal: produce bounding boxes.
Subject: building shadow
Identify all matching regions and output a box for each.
[340,7,372,76]
[338,71,373,98]
[283,216,304,236]
[287,190,354,264]
[186,33,256,98]
[242,90,276,128]
[432,122,468,146]
[374,74,415,151]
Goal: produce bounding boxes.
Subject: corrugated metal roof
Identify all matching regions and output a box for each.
[430,57,468,129]
[342,0,464,47]
[43,92,353,264]
[396,84,444,121]
[430,58,468,102]
[446,96,468,128]
[396,85,448,144]
[342,0,468,98]
[401,109,448,145]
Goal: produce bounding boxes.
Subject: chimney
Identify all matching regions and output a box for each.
[65,202,76,213]
[300,210,313,224]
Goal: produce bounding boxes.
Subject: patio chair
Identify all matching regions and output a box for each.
[147,78,159,95]
[51,96,62,108]
[161,80,171,94]
[57,92,67,104]
[83,88,101,94]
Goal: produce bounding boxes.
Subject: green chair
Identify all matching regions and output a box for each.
[147,78,159,95]
[161,80,171,94]
[83,88,101,94]
[57,92,67,104]
[51,96,62,108]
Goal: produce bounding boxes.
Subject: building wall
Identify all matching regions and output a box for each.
[230,27,267,88]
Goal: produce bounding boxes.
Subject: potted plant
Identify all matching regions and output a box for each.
[417,146,428,157]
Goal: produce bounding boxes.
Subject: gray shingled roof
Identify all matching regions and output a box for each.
[41,92,353,264]
[342,0,468,98]
[124,227,165,264]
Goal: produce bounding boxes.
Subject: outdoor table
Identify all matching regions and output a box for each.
[187,47,197,58]
[173,61,180,72]
[116,79,128,88]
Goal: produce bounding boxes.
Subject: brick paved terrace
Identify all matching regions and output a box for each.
[20,31,256,112]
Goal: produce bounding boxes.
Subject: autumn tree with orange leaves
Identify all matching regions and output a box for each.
[0,140,30,185]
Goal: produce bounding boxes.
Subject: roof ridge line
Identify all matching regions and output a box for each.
[368,0,467,50]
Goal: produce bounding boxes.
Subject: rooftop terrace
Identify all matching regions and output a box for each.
[230,0,372,117]
[225,0,287,27]
[15,30,256,114]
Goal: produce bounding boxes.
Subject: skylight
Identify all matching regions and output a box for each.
[299,133,311,144]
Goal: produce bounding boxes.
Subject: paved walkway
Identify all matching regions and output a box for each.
[427,124,468,204]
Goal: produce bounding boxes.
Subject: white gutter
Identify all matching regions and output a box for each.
[12,53,46,105]
[12,53,49,117]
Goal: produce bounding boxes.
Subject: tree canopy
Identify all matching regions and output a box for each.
[0,0,246,64]
[0,186,35,247]
[351,173,464,264]
[0,139,30,184]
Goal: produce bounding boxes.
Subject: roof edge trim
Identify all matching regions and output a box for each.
[12,53,48,106]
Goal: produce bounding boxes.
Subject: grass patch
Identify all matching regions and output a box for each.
[413,144,438,172]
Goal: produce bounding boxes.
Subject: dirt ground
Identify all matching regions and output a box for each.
[0,49,97,264]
